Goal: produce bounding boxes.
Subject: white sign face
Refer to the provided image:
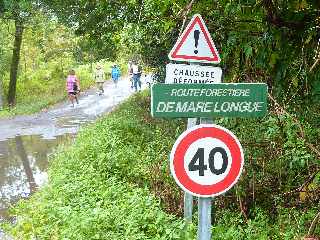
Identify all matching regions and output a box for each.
[170,124,244,197]
[168,14,221,63]
[165,63,222,84]
[184,137,232,185]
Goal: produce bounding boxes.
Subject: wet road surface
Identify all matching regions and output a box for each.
[0,77,149,232]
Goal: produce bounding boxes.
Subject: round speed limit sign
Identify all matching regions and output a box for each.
[170,124,244,197]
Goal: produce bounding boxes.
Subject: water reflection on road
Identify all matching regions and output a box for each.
[0,134,73,221]
[0,77,149,226]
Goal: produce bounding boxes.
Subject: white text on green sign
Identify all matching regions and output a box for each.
[151,83,268,118]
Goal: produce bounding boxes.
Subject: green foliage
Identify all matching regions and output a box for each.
[0,0,34,20]
[212,208,318,240]
[0,13,105,117]
[0,20,12,78]
[3,93,319,239]
[213,112,319,212]
[6,179,184,239]
[4,92,186,239]
[44,0,320,101]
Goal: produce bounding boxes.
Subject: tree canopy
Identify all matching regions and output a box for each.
[40,0,320,103]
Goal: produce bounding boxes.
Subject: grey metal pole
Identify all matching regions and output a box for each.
[184,60,199,229]
[198,197,212,240]
[184,117,197,223]
[197,117,214,240]
[184,192,193,222]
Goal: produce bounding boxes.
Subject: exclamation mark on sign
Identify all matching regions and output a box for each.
[194,30,200,54]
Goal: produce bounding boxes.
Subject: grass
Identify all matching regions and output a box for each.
[2,92,186,239]
[2,92,319,239]
[0,94,66,118]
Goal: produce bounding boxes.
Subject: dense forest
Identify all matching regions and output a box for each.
[0,0,319,239]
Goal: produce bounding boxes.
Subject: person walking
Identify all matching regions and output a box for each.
[132,61,142,92]
[66,69,80,107]
[94,64,105,95]
[111,64,121,87]
[128,60,133,88]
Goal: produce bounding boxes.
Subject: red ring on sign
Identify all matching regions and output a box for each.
[172,125,243,196]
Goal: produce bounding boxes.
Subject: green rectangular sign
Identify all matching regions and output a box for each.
[151,83,268,118]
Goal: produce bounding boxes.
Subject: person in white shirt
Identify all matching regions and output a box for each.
[131,61,142,92]
[128,61,133,88]
[94,65,105,95]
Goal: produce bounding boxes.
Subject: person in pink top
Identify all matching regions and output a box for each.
[66,69,80,107]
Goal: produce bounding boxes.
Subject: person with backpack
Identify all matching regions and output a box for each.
[132,61,142,92]
[111,64,121,87]
[66,69,80,107]
[94,64,105,95]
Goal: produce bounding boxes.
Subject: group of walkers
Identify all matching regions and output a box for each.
[65,61,142,107]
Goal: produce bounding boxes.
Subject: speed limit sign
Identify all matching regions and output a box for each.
[170,124,244,197]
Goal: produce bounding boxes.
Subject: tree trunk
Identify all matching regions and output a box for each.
[15,136,38,193]
[7,19,24,106]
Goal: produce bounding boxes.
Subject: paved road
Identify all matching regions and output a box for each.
[0,77,148,141]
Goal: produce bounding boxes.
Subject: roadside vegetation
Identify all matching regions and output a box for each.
[0,13,125,118]
[2,92,319,239]
[0,0,319,239]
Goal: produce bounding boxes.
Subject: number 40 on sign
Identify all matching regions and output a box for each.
[170,124,244,197]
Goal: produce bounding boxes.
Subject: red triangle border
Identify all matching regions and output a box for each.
[170,16,220,63]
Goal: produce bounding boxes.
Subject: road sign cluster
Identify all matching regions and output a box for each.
[150,13,268,240]
[151,14,268,198]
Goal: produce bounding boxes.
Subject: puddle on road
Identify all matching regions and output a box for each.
[0,78,147,236]
[0,134,75,223]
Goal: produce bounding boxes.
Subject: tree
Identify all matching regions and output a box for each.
[42,0,143,60]
[8,11,23,106]
[44,0,320,100]
[0,19,11,110]
[0,0,36,106]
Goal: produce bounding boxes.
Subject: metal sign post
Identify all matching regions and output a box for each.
[167,13,223,240]
[198,197,212,240]
[168,14,222,226]
[184,117,197,224]
[184,61,201,226]
[197,117,214,240]
[184,188,194,222]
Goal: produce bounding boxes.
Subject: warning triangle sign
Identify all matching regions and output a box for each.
[169,14,221,64]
